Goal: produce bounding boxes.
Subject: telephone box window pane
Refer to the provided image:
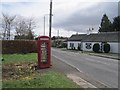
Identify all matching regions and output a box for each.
[40,38,49,40]
[41,42,48,63]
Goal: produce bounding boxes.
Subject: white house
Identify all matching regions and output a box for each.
[67,32,120,54]
[67,34,86,50]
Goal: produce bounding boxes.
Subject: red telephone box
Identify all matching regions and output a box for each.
[37,36,51,69]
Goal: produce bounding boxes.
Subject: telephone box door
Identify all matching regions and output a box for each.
[37,36,50,68]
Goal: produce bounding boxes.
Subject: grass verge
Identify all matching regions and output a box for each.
[2,53,37,64]
[2,53,79,88]
[3,71,79,88]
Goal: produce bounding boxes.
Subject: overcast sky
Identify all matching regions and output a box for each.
[0,0,119,37]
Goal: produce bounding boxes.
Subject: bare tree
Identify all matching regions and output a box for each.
[15,16,28,36]
[0,17,3,39]
[14,16,36,40]
[27,17,36,31]
[1,13,16,40]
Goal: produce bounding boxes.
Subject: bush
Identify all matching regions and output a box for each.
[71,47,75,50]
[51,42,56,47]
[73,47,76,50]
[103,43,110,53]
[2,40,37,54]
[93,43,100,53]
[62,43,67,48]
[78,46,82,51]
[77,46,80,50]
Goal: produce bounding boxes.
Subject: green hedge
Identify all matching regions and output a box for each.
[2,40,37,54]
[103,43,110,53]
[93,43,100,53]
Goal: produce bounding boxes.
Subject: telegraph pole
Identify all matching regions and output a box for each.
[49,0,52,38]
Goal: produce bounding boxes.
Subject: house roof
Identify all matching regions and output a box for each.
[82,32,119,42]
[68,34,86,41]
[68,32,119,42]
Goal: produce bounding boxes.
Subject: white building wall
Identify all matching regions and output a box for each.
[108,42,120,53]
[68,41,120,53]
[82,42,120,54]
[67,41,81,49]
[82,42,101,51]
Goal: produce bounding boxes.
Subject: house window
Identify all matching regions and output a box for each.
[70,43,74,48]
[85,43,92,49]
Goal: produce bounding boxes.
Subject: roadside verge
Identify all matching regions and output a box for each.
[88,53,120,60]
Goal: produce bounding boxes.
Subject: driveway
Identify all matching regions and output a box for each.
[51,48,118,88]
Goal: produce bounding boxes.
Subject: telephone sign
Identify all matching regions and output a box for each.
[37,36,51,69]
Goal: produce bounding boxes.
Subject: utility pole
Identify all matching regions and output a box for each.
[49,0,52,38]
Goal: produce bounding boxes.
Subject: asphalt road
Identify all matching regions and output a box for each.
[51,48,118,88]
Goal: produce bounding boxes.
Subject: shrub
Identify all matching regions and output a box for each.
[103,43,110,53]
[93,43,100,53]
[51,42,56,47]
[77,46,80,50]
[73,47,76,50]
[62,43,67,48]
[2,40,37,54]
[71,47,75,50]
[78,46,82,51]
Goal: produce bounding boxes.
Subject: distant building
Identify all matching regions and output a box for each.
[67,32,120,53]
[51,36,68,48]
[67,34,86,50]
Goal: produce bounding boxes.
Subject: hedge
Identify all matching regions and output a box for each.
[2,40,37,54]
[93,43,100,53]
[103,43,110,53]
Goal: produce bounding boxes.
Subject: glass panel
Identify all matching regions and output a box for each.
[41,42,48,63]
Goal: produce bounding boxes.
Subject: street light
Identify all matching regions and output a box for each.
[43,15,48,36]
[43,14,53,36]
